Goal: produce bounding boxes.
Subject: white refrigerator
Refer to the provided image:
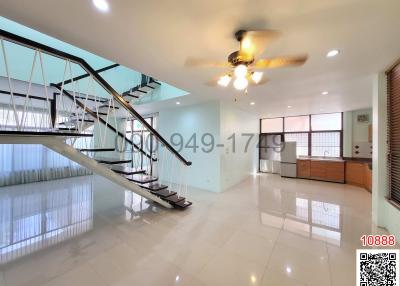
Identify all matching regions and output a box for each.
[280,142,297,178]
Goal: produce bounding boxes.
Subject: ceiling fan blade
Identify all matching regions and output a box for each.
[253,54,308,69]
[185,57,232,68]
[240,30,281,57]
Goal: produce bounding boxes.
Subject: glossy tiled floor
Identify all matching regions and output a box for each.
[0,173,397,286]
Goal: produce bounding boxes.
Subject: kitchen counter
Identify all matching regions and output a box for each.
[297,157,345,183]
[297,156,345,162]
[296,156,372,191]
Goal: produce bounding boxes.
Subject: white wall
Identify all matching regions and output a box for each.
[343,108,372,157]
[372,72,400,238]
[219,103,258,191]
[158,101,221,192]
[157,100,258,192]
[352,108,372,142]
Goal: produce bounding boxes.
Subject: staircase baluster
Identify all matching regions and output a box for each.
[1,38,20,131]
[38,51,52,130]
[20,50,38,131]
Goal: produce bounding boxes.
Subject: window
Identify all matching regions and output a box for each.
[387,62,400,205]
[285,133,309,156]
[261,118,283,133]
[311,113,341,131]
[311,132,341,157]
[284,116,309,132]
[260,112,343,162]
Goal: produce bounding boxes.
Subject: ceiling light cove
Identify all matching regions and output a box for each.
[92,0,109,12]
[326,49,340,58]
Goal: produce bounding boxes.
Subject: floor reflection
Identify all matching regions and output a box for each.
[0,177,93,264]
[260,190,342,246]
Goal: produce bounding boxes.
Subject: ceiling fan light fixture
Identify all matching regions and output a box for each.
[233,77,248,90]
[92,0,110,12]
[218,75,232,87]
[234,64,248,78]
[251,72,263,84]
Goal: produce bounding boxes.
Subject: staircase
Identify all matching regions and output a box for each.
[0,29,192,209]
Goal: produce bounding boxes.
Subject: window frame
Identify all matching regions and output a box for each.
[259,112,343,171]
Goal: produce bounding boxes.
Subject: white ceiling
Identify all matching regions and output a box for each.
[1,0,400,117]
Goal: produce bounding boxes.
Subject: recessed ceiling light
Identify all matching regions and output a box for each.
[286,266,292,274]
[321,91,329,95]
[176,101,180,105]
[326,49,340,58]
[250,102,255,105]
[287,105,292,108]
[92,0,109,12]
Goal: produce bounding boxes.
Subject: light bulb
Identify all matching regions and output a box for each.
[217,75,231,87]
[92,0,109,12]
[234,64,248,78]
[251,72,263,84]
[233,77,248,90]
[326,49,339,58]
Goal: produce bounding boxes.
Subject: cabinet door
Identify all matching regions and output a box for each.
[345,162,365,186]
[310,161,326,179]
[325,162,345,182]
[297,160,310,178]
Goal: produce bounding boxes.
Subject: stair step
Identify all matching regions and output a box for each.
[94,156,132,164]
[173,200,192,209]
[0,130,93,137]
[110,165,145,175]
[123,93,139,100]
[140,182,168,191]
[73,112,107,116]
[125,174,157,184]
[98,104,120,110]
[162,194,185,204]
[149,188,176,198]
[80,148,115,152]
[148,80,161,88]
[60,119,95,125]
[139,86,154,93]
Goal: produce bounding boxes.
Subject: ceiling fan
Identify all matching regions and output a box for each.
[185,29,308,91]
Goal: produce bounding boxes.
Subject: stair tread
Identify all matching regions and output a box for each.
[150,189,176,199]
[61,119,95,124]
[80,148,115,152]
[173,200,192,209]
[162,194,185,204]
[110,165,145,175]
[0,130,93,137]
[125,174,157,184]
[98,104,120,109]
[140,182,168,191]
[94,156,132,164]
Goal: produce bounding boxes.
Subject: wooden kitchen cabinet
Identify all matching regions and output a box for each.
[325,162,345,182]
[345,162,365,187]
[345,161,372,192]
[297,159,345,183]
[297,160,310,178]
[310,160,327,179]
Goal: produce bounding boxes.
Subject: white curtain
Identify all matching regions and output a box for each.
[0,144,92,186]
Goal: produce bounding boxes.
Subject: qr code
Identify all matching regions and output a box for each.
[357,249,399,286]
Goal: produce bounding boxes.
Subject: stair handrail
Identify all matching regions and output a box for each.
[51,87,157,162]
[0,29,192,166]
